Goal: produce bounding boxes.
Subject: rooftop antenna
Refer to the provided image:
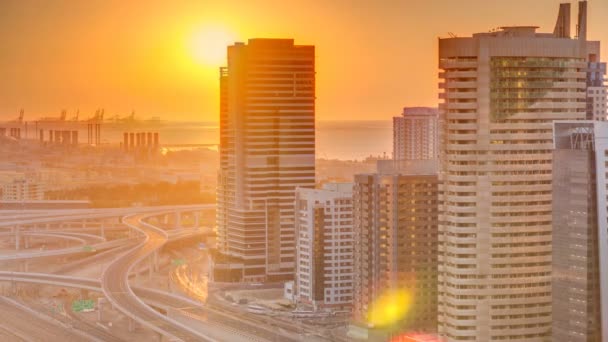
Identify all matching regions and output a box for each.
[577,0,587,41]
[553,3,571,38]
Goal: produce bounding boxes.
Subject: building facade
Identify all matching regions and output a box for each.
[215,39,316,282]
[586,60,607,121]
[294,183,354,311]
[437,2,599,341]
[0,179,45,201]
[353,160,438,334]
[552,121,608,342]
[393,107,439,160]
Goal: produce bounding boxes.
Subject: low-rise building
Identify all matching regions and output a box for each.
[1,179,45,201]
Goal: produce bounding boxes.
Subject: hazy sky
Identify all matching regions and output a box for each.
[0,0,607,122]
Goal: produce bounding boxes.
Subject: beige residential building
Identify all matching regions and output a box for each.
[437,2,599,341]
[393,107,439,160]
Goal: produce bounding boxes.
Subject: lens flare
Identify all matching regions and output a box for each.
[390,333,442,342]
[367,289,412,328]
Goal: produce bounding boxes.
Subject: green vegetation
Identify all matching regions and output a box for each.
[72,299,95,312]
[46,181,214,208]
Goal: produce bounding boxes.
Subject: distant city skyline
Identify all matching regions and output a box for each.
[0,0,607,122]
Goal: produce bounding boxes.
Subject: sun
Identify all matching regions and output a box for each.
[189,26,236,67]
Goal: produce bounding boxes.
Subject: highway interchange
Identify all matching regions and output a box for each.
[0,205,259,341]
[0,205,338,342]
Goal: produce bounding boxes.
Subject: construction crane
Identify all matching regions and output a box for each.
[10,109,25,123]
[39,109,67,122]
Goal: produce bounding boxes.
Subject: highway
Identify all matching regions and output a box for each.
[0,271,205,309]
[0,227,203,262]
[0,296,97,341]
[101,210,215,341]
[0,204,209,231]
[0,271,295,342]
[0,237,136,261]
[0,204,264,341]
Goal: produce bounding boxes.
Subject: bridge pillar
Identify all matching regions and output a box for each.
[24,235,29,249]
[149,257,153,280]
[163,214,169,226]
[153,250,159,272]
[175,212,181,229]
[80,289,88,299]
[97,297,105,321]
[194,212,200,229]
[100,220,106,239]
[82,219,86,229]
[128,317,136,332]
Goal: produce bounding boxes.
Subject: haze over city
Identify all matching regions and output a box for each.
[0,0,607,121]
[1,1,608,342]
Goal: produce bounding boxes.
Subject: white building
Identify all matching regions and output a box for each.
[393,107,439,160]
[588,86,607,120]
[294,183,353,311]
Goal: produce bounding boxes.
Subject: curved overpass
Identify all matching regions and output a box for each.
[0,271,202,310]
[101,208,215,342]
[0,271,292,342]
[0,227,203,262]
[0,204,216,341]
[0,204,209,231]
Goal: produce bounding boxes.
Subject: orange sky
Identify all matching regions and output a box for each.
[0,0,607,122]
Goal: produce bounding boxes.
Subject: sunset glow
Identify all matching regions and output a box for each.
[2,1,606,121]
[1,1,608,341]
[189,26,236,67]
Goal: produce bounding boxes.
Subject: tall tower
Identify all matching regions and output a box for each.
[393,107,439,160]
[437,2,598,341]
[215,39,316,282]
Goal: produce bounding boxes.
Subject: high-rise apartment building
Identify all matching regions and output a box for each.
[437,2,599,341]
[352,160,438,335]
[393,107,439,160]
[552,120,608,342]
[294,183,354,311]
[214,38,315,282]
